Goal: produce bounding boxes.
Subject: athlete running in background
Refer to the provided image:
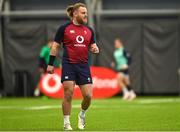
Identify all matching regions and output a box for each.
[47,3,99,130]
[111,38,136,101]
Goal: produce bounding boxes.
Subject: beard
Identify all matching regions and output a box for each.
[76,16,87,25]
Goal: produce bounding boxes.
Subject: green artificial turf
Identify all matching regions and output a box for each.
[0,96,180,131]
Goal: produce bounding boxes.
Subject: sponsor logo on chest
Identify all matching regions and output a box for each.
[69,28,89,47]
[74,35,86,47]
[70,30,75,33]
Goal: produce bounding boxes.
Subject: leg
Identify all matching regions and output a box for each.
[124,75,131,88]
[62,81,75,130]
[34,69,45,97]
[78,84,93,130]
[117,73,130,100]
[75,63,92,129]
[117,73,126,90]
[62,81,75,115]
[80,84,93,110]
[124,75,136,100]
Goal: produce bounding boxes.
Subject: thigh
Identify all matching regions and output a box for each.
[63,81,75,93]
[61,63,76,83]
[79,84,93,97]
[124,74,130,85]
[75,64,92,85]
[117,72,125,80]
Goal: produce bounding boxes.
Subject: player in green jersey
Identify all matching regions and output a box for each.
[111,38,136,101]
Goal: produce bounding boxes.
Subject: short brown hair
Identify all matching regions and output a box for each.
[66,3,86,18]
[114,38,122,43]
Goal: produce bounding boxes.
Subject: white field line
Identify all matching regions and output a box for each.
[137,98,180,104]
[0,98,180,110]
[0,104,120,110]
[0,104,78,110]
[0,104,105,110]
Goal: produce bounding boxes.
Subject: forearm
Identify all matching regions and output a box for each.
[50,42,59,56]
[48,42,59,66]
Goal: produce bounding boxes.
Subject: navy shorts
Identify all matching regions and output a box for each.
[61,63,92,85]
[116,69,129,75]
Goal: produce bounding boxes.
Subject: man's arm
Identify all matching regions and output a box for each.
[46,42,60,74]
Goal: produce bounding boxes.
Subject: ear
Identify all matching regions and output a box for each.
[73,10,78,17]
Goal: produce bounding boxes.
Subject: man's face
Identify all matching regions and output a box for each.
[74,6,88,24]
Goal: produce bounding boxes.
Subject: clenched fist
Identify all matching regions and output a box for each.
[90,44,99,54]
[46,65,54,74]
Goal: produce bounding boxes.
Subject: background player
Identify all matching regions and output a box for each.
[34,40,60,97]
[111,38,136,101]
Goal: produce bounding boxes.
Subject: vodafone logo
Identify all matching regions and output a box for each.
[42,73,62,94]
[76,35,84,43]
[39,67,121,99]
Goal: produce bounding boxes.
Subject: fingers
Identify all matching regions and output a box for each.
[90,44,99,53]
[92,47,99,53]
[90,45,99,53]
[47,65,54,74]
[47,70,54,74]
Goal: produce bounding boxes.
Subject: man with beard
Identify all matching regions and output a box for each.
[47,3,99,130]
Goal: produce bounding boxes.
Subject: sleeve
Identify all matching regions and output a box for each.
[123,49,132,65]
[39,47,47,68]
[89,28,96,44]
[39,47,47,58]
[38,57,46,68]
[54,25,66,44]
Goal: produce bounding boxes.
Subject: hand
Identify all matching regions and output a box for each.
[46,65,54,74]
[90,44,99,54]
[111,62,115,68]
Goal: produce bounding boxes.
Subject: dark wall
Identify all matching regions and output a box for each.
[102,0,180,9]
[1,0,180,95]
[96,18,179,94]
[3,20,66,95]
[143,20,179,94]
[0,60,3,92]
[3,22,46,95]
[10,0,85,10]
[0,18,4,93]
[2,17,180,95]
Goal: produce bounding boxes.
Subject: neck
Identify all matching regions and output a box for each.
[72,19,80,25]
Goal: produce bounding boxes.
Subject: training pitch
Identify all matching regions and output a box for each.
[0,96,180,131]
